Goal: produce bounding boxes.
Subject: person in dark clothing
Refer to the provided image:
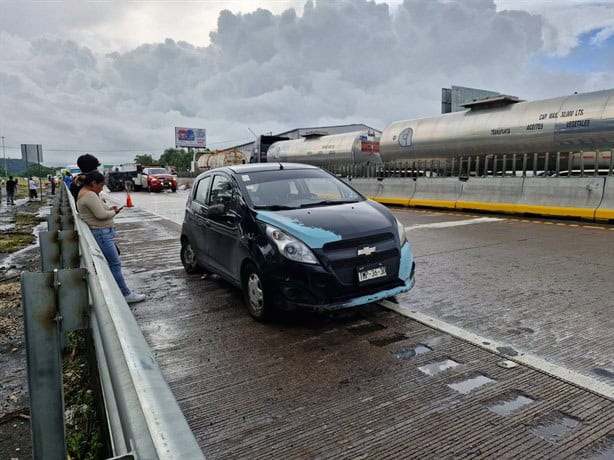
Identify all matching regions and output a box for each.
[6,176,17,205]
[70,154,101,200]
[50,175,56,195]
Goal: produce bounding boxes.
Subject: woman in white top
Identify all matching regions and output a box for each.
[77,171,145,304]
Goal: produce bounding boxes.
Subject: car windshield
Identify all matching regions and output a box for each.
[146,168,169,174]
[240,168,363,209]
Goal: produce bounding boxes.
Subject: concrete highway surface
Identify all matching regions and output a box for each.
[105,187,614,458]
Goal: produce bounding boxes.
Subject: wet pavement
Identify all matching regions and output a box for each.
[105,196,614,458]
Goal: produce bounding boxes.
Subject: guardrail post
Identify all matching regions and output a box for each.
[609,149,614,176]
[555,152,561,177]
[22,268,90,459]
[21,271,66,460]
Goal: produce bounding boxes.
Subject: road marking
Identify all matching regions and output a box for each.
[404,217,503,231]
[379,299,613,401]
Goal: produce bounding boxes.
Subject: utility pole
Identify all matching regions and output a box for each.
[1,136,6,177]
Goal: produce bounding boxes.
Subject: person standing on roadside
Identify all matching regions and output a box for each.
[70,153,101,200]
[6,176,17,205]
[28,177,38,200]
[64,171,73,189]
[76,171,145,304]
[50,175,56,195]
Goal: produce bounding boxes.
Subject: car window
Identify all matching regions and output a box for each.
[194,176,211,204]
[240,168,362,209]
[208,175,235,208]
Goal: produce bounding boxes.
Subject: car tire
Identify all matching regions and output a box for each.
[242,263,271,321]
[180,239,203,274]
[147,184,153,193]
[171,187,177,193]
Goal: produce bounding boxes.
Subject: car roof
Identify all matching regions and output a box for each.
[227,163,319,174]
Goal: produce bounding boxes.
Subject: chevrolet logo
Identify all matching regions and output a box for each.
[357,246,376,256]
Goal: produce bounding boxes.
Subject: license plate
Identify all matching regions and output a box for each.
[358,266,387,282]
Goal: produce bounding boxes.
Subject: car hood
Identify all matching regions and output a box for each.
[255,200,395,249]
[149,174,175,179]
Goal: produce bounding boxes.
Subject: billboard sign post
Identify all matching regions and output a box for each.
[175,127,206,149]
[21,144,44,199]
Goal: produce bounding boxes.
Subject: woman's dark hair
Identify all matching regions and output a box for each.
[83,171,105,186]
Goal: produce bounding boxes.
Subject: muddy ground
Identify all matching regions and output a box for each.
[0,199,46,460]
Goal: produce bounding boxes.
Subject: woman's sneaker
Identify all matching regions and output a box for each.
[125,292,146,304]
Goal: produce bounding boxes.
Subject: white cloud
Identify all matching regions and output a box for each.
[0,0,612,165]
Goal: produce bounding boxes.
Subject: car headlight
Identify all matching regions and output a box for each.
[396,218,407,246]
[265,225,318,264]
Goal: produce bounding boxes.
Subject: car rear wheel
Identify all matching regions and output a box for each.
[242,263,271,321]
[181,239,203,274]
[147,184,153,193]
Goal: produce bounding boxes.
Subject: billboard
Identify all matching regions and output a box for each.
[175,127,206,148]
[21,144,44,163]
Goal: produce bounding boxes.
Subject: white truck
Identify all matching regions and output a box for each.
[105,163,177,193]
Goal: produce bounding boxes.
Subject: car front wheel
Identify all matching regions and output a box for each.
[242,263,271,321]
[180,239,203,274]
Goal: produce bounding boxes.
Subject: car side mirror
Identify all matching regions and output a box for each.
[208,203,226,216]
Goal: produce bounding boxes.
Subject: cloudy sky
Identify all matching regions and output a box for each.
[0,0,613,166]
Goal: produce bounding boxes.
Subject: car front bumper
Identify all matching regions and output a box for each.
[264,242,415,311]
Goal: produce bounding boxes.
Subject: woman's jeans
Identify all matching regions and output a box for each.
[91,227,131,296]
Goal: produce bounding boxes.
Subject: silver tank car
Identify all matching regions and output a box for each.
[267,130,382,164]
[380,89,614,163]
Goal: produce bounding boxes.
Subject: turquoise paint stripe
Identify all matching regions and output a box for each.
[255,210,342,249]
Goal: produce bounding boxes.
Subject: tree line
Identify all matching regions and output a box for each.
[134,148,207,172]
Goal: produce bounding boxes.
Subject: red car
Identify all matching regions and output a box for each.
[142,168,178,192]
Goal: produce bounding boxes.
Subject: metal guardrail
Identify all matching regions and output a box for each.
[321,150,614,178]
[21,185,205,459]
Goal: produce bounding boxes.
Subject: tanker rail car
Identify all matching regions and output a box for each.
[380,88,614,170]
[197,149,248,171]
[267,130,382,165]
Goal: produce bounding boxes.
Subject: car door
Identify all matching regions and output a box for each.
[186,175,212,266]
[205,174,242,282]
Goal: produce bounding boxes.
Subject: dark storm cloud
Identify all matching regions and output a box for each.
[0,0,611,164]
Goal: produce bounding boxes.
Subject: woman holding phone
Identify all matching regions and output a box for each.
[77,171,145,304]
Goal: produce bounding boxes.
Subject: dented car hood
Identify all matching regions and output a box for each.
[255,200,395,249]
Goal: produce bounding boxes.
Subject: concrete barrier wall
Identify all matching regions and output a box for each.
[595,176,614,221]
[516,177,605,219]
[372,178,415,206]
[410,178,462,209]
[456,177,524,214]
[346,178,383,199]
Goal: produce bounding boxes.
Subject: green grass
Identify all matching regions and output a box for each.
[0,233,35,253]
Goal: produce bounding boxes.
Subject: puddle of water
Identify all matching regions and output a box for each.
[497,360,519,369]
[394,344,431,360]
[448,374,496,394]
[347,322,386,336]
[369,332,407,347]
[530,412,581,442]
[581,435,614,459]
[487,393,535,416]
[418,359,460,376]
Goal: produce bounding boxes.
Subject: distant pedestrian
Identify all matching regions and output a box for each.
[28,177,38,200]
[64,171,73,189]
[70,153,101,200]
[50,175,56,195]
[6,176,17,205]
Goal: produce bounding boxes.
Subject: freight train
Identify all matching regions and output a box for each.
[379,88,614,168]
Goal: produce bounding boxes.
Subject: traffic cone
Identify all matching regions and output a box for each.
[126,191,134,208]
